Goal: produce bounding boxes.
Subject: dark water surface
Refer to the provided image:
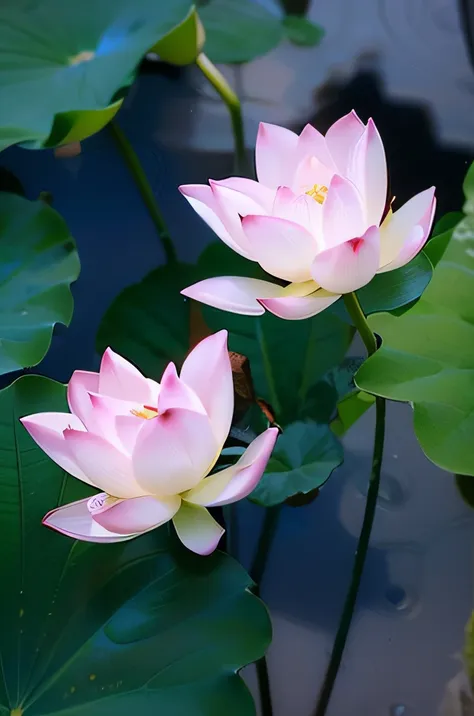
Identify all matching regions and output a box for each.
[3,0,474,713]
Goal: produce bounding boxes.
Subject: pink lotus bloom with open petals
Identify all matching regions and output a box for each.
[21,332,278,555]
[180,111,436,320]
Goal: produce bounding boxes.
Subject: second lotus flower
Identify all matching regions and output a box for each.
[180,111,436,320]
[21,332,278,555]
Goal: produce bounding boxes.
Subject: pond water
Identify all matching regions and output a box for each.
[3,0,474,713]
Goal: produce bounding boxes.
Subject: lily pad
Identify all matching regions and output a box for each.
[0,192,80,376]
[250,420,343,507]
[0,0,191,150]
[97,262,195,380]
[357,251,432,314]
[197,0,283,63]
[0,374,271,716]
[282,15,325,46]
[152,6,205,65]
[331,389,375,437]
[425,212,463,268]
[355,213,474,475]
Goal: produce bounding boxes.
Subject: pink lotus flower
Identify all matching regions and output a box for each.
[180,111,436,320]
[21,332,278,555]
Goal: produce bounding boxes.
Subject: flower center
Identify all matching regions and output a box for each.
[130,405,159,420]
[305,183,328,204]
[68,50,95,66]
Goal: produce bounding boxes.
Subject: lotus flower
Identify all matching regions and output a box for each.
[21,332,278,555]
[180,111,436,320]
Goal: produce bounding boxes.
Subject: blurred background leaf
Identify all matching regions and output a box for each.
[282,15,325,46]
[197,0,283,63]
[250,421,343,507]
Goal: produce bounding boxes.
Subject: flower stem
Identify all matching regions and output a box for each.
[343,292,377,356]
[251,506,282,589]
[109,120,177,264]
[223,503,239,560]
[195,52,248,175]
[250,506,281,716]
[312,292,386,716]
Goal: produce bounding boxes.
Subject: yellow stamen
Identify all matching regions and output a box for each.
[130,406,159,420]
[306,183,328,204]
[68,50,95,66]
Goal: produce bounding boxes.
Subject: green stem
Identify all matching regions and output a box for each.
[343,291,377,356]
[250,506,282,716]
[109,120,177,264]
[250,506,281,589]
[312,292,386,716]
[255,654,273,716]
[223,503,239,560]
[195,52,248,175]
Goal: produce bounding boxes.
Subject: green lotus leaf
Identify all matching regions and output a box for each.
[355,214,474,475]
[0,192,80,375]
[282,15,325,46]
[152,5,205,66]
[0,374,271,716]
[97,262,195,380]
[250,421,343,507]
[197,0,283,64]
[0,0,192,150]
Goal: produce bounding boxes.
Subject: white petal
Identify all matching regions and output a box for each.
[180,331,234,450]
[297,123,336,170]
[361,119,387,226]
[377,225,425,273]
[179,183,240,252]
[272,186,322,240]
[172,502,224,555]
[182,277,285,316]
[215,176,275,213]
[157,362,206,415]
[184,428,278,507]
[132,408,218,495]
[242,214,318,282]
[20,412,91,484]
[312,225,380,293]
[258,290,341,320]
[322,174,367,249]
[99,348,158,403]
[67,370,99,429]
[210,180,267,258]
[43,498,140,543]
[63,429,147,498]
[255,122,299,188]
[379,187,436,267]
[325,110,366,176]
[88,493,180,534]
